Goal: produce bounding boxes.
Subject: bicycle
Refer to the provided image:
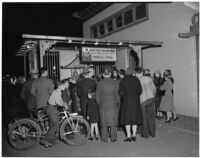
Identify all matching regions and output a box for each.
[7,106,91,150]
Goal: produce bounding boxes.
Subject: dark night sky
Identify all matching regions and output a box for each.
[2,2,90,75]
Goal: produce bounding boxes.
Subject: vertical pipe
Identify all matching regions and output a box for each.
[46,51,49,77]
[24,53,27,79]
[57,51,60,80]
[58,51,60,79]
[54,51,56,79]
[141,49,143,68]
[49,51,52,78]
[52,51,54,79]
[196,35,199,113]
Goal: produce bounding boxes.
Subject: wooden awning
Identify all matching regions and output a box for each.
[16,34,163,56]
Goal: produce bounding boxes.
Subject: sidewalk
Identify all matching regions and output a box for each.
[2,119,199,157]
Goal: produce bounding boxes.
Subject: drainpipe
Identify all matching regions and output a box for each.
[23,53,26,79]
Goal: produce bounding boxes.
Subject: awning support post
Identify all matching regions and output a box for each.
[24,53,26,79]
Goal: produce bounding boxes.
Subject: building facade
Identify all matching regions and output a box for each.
[83,2,199,118]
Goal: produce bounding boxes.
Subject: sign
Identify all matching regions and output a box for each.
[82,47,116,62]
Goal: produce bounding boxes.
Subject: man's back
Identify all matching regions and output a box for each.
[96,78,119,107]
[139,76,156,103]
[31,76,54,109]
[21,78,36,108]
[77,78,96,100]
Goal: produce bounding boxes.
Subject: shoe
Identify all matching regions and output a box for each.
[89,137,93,141]
[102,140,108,143]
[124,137,132,142]
[40,140,53,147]
[131,136,136,142]
[111,139,117,143]
[165,119,171,123]
[95,137,99,141]
[172,117,178,121]
[158,116,164,120]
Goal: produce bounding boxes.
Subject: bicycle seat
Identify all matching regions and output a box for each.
[70,113,78,116]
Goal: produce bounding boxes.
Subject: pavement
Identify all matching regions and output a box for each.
[2,119,199,157]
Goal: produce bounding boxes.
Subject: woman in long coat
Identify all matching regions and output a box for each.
[96,66,119,142]
[159,69,178,122]
[118,68,142,142]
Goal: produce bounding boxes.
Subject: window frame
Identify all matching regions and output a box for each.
[106,19,114,33]
[90,3,148,38]
[123,8,133,26]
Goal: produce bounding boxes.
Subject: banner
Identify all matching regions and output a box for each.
[82,47,117,62]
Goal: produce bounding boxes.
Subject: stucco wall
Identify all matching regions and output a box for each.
[83,2,198,117]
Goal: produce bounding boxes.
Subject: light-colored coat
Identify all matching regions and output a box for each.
[159,79,175,112]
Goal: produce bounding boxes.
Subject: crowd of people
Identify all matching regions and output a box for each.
[2,65,178,147]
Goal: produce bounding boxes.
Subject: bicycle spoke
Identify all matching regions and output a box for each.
[8,119,41,150]
[61,131,74,136]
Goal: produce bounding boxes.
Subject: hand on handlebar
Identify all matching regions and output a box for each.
[63,103,68,110]
[68,100,72,105]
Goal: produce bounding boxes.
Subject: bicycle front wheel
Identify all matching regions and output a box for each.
[60,116,90,145]
[8,118,41,150]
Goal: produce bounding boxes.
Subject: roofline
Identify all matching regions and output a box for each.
[22,34,163,46]
[16,34,163,56]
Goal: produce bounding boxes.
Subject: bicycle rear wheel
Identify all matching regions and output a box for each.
[60,116,90,145]
[8,118,41,150]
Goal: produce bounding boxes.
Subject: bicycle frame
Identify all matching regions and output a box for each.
[8,106,90,149]
[36,106,83,137]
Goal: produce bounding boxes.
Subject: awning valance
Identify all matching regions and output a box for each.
[16,34,163,56]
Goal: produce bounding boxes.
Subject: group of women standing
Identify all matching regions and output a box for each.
[154,69,178,123]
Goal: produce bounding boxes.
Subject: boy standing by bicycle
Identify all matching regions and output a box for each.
[40,79,70,147]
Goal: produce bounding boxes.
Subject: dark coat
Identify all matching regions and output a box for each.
[77,78,96,107]
[96,78,119,127]
[21,78,37,109]
[118,75,142,125]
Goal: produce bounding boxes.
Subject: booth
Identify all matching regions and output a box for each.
[16,34,163,80]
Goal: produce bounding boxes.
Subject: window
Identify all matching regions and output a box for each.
[135,3,147,21]
[93,26,98,38]
[124,9,133,25]
[90,3,148,38]
[115,14,122,28]
[99,23,105,36]
[107,20,113,33]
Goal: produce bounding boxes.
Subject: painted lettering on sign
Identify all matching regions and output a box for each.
[82,47,117,62]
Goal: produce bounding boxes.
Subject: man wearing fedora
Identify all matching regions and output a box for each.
[21,70,39,117]
[77,68,96,118]
[96,65,119,142]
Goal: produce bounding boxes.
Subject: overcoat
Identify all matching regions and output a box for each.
[118,75,143,125]
[31,76,54,109]
[96,78,119,127]
[21,78,37,109]
[77,78,96,107]
[159,79,175,112]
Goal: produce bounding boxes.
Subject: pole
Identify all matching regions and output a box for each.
[24,53,27,79]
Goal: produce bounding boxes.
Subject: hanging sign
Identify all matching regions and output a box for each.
[82,47,116,62]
